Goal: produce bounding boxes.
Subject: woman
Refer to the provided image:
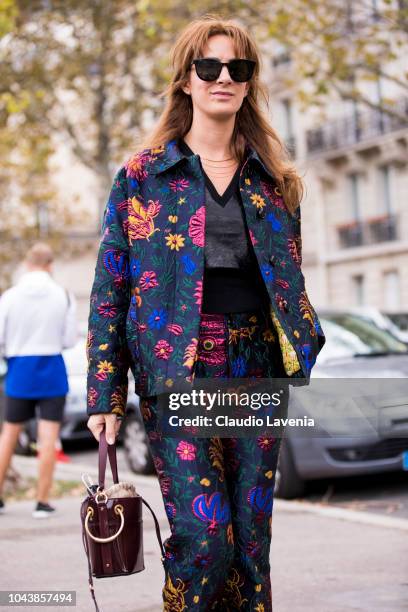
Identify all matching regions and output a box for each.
[86,15,325,612]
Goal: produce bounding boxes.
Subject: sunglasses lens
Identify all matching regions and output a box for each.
[229,60,255,82]
[193,59,255,82]
[195,59,221,81]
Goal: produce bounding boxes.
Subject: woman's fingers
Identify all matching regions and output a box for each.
[87,413,121,444]
[104,414,120,444]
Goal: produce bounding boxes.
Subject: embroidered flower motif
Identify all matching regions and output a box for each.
[165,233,185,251]
[154,339,173,359]
[148,308,168,329]
[162,573,188,612]
[257,436,276,451]
[260,264,274,283]
[87,387,98,408]
[288,236,302,265]
[193,280,203,306]
[167,323,183,335]
[125,149,154,181]
[128,197,161,243]
[276,278,289,290]
[176,440,196,461]
[250,193,266,209]
[275,294,288,312]
[248,229,258,246]
[183,338,198,368]
[130,258,141,278]
[188,206,205,247]
[97,302,117,318]
[95,360,115,380]
[110,384,127,415]
[140,270,159,291]
[169,177,190,192]
[299,292,316,333]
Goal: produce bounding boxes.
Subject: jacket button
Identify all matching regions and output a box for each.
[269,255,276,266]
[301,349,305,357]
[257,208,266,219]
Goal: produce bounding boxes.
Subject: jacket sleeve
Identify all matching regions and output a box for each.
[62,290,78,349]
[86,166,131,418]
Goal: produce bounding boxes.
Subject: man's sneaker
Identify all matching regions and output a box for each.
[0,499,4,514]
[32,501,56,519]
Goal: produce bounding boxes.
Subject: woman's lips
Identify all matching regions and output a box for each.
[211,92,233,98]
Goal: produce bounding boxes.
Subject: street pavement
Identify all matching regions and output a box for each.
[0,455,407,612]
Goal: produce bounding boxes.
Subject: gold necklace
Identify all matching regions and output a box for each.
[200,155,234,162]
[202,160,239,178]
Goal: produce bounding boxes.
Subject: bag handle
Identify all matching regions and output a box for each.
[98,427,119,489]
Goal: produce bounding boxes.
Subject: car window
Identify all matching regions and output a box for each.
[63,338,88,375]
[318,314,408,361]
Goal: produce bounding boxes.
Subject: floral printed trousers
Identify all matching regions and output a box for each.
[140,306,289,612]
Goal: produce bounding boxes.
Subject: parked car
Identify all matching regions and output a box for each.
[349,306,408,346]
[274,310,408,498]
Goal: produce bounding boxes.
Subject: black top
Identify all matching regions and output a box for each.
[178,138,270,314]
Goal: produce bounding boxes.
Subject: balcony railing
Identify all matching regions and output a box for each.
[337,214,398,249]
[306,97,408,156]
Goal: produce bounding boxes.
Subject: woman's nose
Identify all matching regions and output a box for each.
[218,65,232,81]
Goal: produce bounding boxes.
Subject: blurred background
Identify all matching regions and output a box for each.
[0,0,407,320]
[0,1,407,499]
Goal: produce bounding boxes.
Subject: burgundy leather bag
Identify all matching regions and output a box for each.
[80,428,166,611]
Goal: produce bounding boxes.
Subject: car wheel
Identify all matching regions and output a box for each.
[123,412,154,475]
[15,427,36,456]
[274,439,306,499]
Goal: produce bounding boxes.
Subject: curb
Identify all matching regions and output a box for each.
[12,456,408,532]
[275,498,408,531]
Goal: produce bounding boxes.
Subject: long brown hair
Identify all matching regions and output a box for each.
[138,14,304,214]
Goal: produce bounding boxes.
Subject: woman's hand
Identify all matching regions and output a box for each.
[87,413,122,445]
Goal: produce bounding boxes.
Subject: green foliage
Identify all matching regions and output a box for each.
[0,0,406,283]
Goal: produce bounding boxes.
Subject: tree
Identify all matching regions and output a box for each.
[259,0,408,120]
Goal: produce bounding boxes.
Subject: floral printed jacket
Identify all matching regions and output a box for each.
[86,138,326,416]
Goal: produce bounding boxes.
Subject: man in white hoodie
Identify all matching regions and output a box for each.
[0,243,77,518]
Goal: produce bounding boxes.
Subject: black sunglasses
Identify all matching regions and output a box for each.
[190,58,256,83]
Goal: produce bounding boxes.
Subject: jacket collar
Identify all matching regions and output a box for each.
[146,138,275,181]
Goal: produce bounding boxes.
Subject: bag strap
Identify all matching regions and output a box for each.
[141,497,166,560]
[98,427,119,488]
[81,518,101,612]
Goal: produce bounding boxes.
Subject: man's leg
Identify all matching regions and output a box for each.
[0,422,24,496]
[36,418,61,504]
[0,396,35,497]
[36,395,65,504]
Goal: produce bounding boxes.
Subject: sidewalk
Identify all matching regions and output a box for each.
[0,456,407,612]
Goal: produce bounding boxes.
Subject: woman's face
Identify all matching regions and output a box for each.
[182,34,250,119]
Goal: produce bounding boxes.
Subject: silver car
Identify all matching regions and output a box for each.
[275,310,408,498]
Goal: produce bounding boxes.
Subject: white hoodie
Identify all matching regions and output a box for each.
[0,270,78,357]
